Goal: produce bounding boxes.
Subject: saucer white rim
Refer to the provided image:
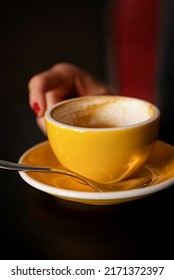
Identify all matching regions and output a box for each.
[18,141,174,201]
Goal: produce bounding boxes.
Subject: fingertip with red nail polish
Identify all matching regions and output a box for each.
[32,102,40,116]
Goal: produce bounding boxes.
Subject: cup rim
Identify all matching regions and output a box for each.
[45,95,160,131]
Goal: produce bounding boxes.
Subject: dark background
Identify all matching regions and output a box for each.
[0,0,108,161]
[0,0,174,260]
[0,0,107,104]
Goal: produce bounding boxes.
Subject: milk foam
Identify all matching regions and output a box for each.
[51,96,155,128]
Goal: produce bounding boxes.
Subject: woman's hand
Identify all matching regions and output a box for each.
[28,63,113,133]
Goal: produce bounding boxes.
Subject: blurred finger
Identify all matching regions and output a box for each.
[28,67,71,116]
[36,117,47,135]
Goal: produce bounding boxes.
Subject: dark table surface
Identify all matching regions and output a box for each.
[1,97,174,260]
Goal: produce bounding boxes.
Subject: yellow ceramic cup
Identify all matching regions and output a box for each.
[45,96,160,183]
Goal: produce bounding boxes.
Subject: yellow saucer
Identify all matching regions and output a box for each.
[19,141,174,205]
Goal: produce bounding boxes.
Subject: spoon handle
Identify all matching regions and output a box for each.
[0,160,81,178]
[0,159,103,192]
[0,160,50,172]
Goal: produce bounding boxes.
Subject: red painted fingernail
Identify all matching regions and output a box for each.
[32,102,40,116]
